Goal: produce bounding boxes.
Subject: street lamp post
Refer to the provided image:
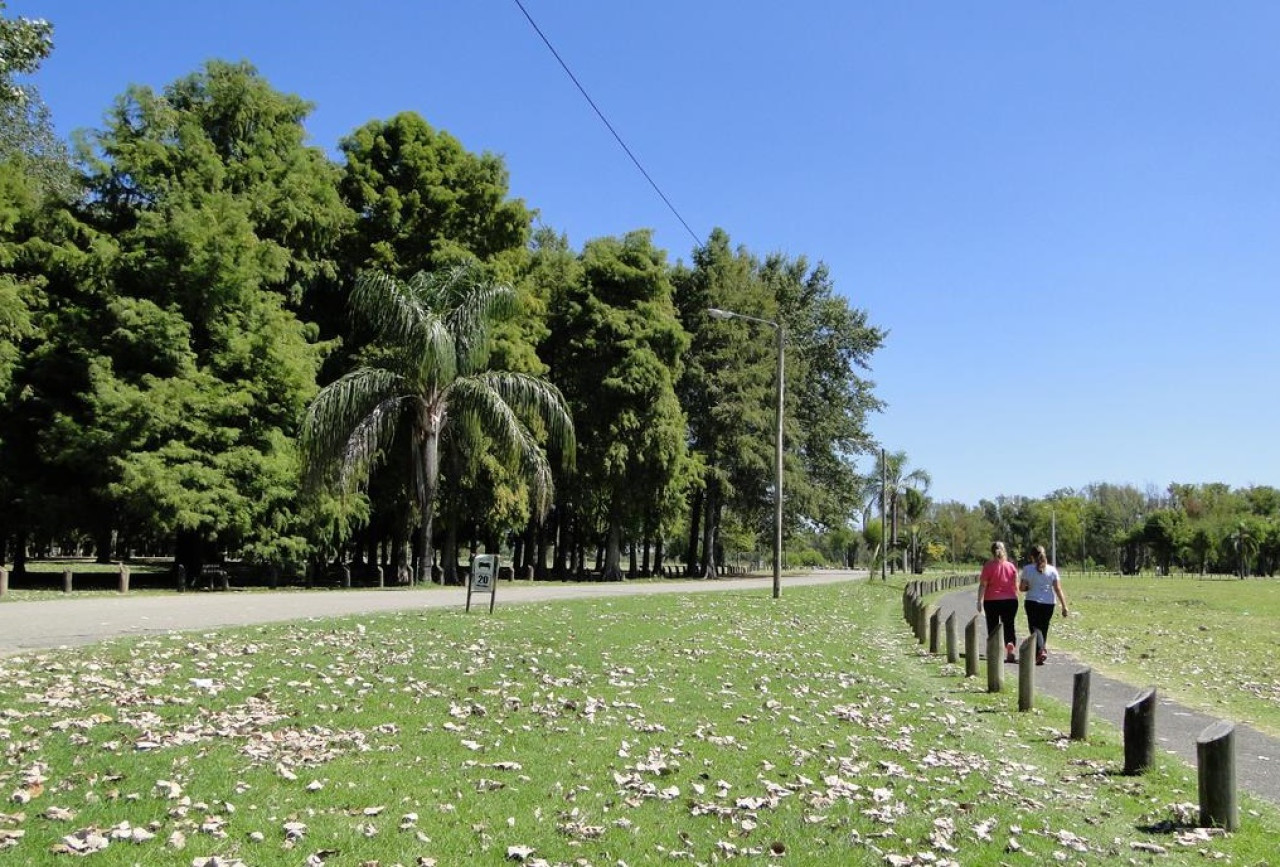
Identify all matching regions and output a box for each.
[708,307,784,599]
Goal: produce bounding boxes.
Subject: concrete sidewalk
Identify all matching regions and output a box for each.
[0,570,861,656]
[932,589,1280,806]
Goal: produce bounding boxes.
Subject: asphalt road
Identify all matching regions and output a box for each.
[0,571,863,655]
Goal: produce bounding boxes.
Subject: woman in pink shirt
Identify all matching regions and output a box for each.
[977,540,1020,663]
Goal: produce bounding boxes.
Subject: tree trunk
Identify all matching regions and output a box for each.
[686,488,703,577]
[602,504,624,581]
[417,426,441,585]
[174,529,204,586]
[94,526,114,564]
[536,511,552,580]
[701,481,719,579]
[12,529,27,578]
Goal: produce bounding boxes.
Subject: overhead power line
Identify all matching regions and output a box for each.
[512,0,703,247]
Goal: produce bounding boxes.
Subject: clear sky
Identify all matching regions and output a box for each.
[13,1,1280,507]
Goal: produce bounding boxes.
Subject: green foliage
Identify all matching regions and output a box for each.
[302,264,574,579]
[0,2,52,105]
[552,230,690,578]
[339,112,530,276]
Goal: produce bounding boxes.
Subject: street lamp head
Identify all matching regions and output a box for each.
[707,308,733,320]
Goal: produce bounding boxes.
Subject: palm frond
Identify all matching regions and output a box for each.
[448,373,570,517]
[474,371,576,466]
[301,367,407,491]
[353,269,458,388]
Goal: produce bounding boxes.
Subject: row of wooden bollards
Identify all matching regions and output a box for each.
[902,577,1238,832]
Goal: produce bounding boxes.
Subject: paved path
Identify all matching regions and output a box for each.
[0,571,861,655]
[932,589,1280,805]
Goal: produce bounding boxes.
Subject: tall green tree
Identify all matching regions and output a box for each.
[672,228,775,576]
[301,264,574,583]
[763,253,884,531]
[60,60,351,573]
[552,231,690,580]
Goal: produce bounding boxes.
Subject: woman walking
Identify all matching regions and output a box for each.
[978,540,1020,662]
[1020,544,1070,665]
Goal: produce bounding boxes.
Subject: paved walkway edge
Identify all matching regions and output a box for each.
[932,589,1279,806]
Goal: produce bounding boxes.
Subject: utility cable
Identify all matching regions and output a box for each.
[512,0,703,247]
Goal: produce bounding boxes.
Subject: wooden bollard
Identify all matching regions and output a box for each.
[269,565,279,590]
[118,563,129,594]
[1197,720,1238,831]
[0,566,7,597]
[1071,668,1092,740]
[915,599,928,644]
[928,609,941,653]
[219,569,230,591]
[1018,635,1036,711]
[176,564,186,593]
[342,565,352,589]
[945,612,958,663]
[1123,687,1158,775]
[376,565,384,589]
[986,628,1003,693]
[63,568,73,594]
[964,616,979,677]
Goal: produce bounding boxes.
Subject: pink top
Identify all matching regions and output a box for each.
[980,559,1019,600]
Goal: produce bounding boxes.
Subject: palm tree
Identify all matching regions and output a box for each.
[861,450,931,575]
[301,264,575,582]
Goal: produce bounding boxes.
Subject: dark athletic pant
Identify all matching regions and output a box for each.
[983,598,1019,648]
[1024,600,1055,652]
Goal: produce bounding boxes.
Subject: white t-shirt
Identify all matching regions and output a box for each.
[1020,564,1060,605]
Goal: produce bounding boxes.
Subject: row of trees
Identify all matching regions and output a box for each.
[0,11,886,583]
[896,482,1280,579]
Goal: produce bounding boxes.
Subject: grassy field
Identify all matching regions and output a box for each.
[1045,573,1280,739]
[1,579,1277,865]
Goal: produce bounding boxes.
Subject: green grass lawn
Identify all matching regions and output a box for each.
[0,578,1276,865]
[1047,573,1280,738]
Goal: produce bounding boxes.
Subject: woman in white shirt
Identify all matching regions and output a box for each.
[1019,545,1070,665]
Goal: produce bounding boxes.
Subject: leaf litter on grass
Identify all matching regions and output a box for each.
[0,584,1277,865]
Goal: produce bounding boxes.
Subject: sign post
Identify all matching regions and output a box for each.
[466,553,499,613]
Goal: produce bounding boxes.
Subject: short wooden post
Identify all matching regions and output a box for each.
[964,616,979,677]
[62,568,73,594]
[219,569,230,591]
[176,564,186,593]
[1018,635,1035,711]
[986,628,1003,693]
[0,566,7,597]
[342,565,352,589]
[945,612,958,664]
[1197,720,1238,831]
[1070,668,1091,740]
[268,565,279,590]
[1123,687,1158,775]
[118,563,129,594]
[915,599,928,644]
[928,609,941,653]
[376,565,384,589]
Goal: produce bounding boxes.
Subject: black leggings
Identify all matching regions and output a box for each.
[984,598,1019,647]
[1024,600,1056,652]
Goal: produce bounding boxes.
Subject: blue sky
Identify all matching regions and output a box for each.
[14,1,1280,507]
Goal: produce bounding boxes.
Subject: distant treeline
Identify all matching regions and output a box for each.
[922,482,1280,578]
